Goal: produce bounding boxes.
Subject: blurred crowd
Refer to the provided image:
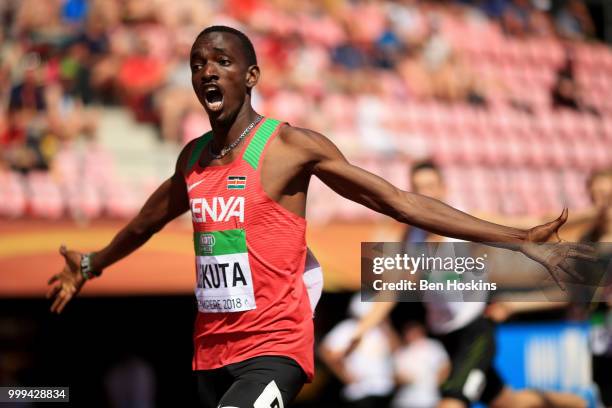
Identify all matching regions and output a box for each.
[0,0,610,220]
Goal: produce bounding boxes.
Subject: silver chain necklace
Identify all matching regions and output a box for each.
[209,115,263,160]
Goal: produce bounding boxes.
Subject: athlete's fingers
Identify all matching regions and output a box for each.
[548,266,566,291]
[568,244,597,259]
[51,292,64,313]
[56,295,71,314]
[557,208,569,226]
[570,242,596,253]
[46,284,61,300]
[568,248,597,262]
[52,287,71,313]
[48,274,59,285]
[558,262,584,282]
[59,244,68,259]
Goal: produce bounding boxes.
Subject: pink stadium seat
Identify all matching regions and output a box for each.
[540,39,564,68]
[0,171,27,217]
[26,171,64,219]
[527,134,548,168]
[54,146,80,184]
[182,110,211,144]
[83,144,116,180]
[526,40,547,65]
[296,14,345,48]
[66,182,103,219]
[268,90,308,125]
[105,180,141,218]
[589,138,611,169]
[322,93,355,129]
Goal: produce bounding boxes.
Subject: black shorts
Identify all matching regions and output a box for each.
[593,353,612,406]
[196,355,307,408]
[436,317,505,405]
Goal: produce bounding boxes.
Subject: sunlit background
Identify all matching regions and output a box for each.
[0,0,611,407]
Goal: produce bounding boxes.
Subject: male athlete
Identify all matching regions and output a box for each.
[48,26,594,408]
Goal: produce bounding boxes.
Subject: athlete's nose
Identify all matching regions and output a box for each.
[202,62,219,83]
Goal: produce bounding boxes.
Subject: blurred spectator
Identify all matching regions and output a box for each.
[8,54,46,114]
[319,293,395,408]
[62,0,89,26]
[555,0,595,41]
[471,0,510,19]
[332,23,370,70]
[391,322,450,408]
[384,0,428,47]
[501,0,554,37]
[154,28,201,142]
[117,34,166,122]
[551,49,599,115]
[3,53,53,172]
[417,17,488,105]
[372,17,404,70]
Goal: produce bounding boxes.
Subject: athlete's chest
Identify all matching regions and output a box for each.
[187,166,258,225]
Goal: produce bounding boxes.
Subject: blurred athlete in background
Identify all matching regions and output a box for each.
[349,161,590,408]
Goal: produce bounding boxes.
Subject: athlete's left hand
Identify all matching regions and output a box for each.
[520,208,597,290]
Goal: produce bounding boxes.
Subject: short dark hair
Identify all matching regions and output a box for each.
[196,25,257,67]
[411,160,441,177]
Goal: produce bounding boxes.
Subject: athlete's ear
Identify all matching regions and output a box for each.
[246,64,260,90]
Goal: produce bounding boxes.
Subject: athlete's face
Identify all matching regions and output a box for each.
[411,168,446,201]
[402,324,425,344]
[190,32,259,120]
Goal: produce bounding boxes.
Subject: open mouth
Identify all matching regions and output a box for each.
[204,86,224,112]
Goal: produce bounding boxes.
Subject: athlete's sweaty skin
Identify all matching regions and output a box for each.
[48,30,595,314]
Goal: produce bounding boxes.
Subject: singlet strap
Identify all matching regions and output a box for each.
[243,118,282,170]
[185,131,213,172]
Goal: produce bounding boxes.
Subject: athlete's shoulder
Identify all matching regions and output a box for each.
[278,124,324,143]
[276,124,335,158]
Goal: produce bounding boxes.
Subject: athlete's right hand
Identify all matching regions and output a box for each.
[47,245,86,313]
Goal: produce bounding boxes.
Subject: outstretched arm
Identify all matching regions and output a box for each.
[286,127,596,288]
[90,170,190,272]
[292,127,524,244]
[47,141,196,313]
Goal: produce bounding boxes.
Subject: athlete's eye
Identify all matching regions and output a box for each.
[219,58,231,66]
[191,63,204,72]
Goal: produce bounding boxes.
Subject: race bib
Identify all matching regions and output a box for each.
[194,229,256,313]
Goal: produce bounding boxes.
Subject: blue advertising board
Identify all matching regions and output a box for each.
[472,322,597,407]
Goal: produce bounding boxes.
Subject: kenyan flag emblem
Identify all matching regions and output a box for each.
[227,176,247,190]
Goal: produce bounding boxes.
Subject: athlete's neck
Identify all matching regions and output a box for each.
[209,102,259,151]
